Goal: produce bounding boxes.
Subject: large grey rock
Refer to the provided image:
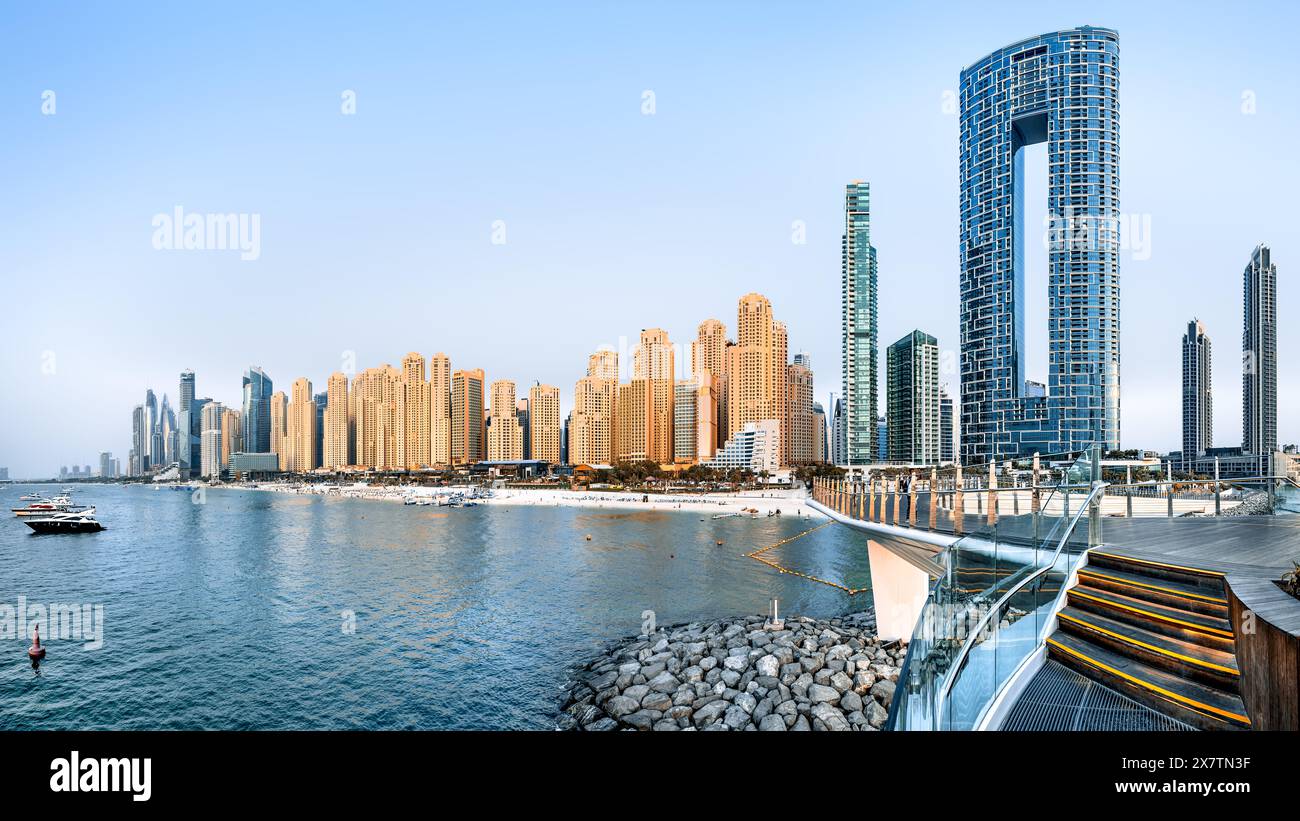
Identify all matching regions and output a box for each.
[830,671,854,693]
[755,654,780,678]
[758,714,787,731]
[807,684,841,705]
[648,671,680,693]
[733,692,757,714]
[839,690,863,713]
[641,692,673,712]
[870,679,896,707]
[605,695,640,719]
[722,655,749,673]
[693,700,728,727]
[622,684,650,703]
[723,705,751,730]
[866,698,889,728]
[812,703,851,731]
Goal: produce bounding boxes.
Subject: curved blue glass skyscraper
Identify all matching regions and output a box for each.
[958,26,1120,463]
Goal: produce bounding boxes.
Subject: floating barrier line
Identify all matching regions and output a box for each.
[743,521,869,596]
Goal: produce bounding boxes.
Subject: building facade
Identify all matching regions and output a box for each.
[451,368,485,465]
[487,379,523,462]
[286,377,316,473]
[959,26,1121,462]
[887,331,941,465]
[323,371,350,469]
[842,182,878,466]
[1182,319,1213,466]
[528,384,561,464]
[241,366,274,454]
[1243,244,1277,455]
[786,362,816,465]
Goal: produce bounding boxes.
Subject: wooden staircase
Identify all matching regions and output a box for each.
[1046,551,1250,730]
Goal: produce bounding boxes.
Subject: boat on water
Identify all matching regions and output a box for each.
[25,509,104,534]
[19,492,44,502]
[12,496,93,517]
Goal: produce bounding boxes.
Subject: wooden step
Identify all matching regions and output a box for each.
[1056,605,1240,690]
[1076,565,1228,618]
[1047,632,1250,730]
[1088,551,1226,593]
[1067,585,1235,650]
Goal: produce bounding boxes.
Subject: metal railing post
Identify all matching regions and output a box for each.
[1089,445,1102,546]
[930,467,938,530]
[1166,460,1174,518]
[954,463,964,536]
[1214,457,1221,516]
[987,461,997,526]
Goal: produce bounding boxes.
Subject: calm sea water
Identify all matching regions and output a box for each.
[0,484,870,729]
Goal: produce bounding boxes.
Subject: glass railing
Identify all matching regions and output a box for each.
[887,445,1103,731]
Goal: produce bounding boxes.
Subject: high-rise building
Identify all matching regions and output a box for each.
[269,391,288,470]
[313,391,327,469]
[1182,319,1213,466]
[286,377,317,473]
[221,407,241,468]
[200,402,224,479]
[693,319,728,447]
[323,372,350,469]
[145,389,159,470]
[1243,244,1277,455]
[876,416,888,462]
[705,420,780,475]
[130,404,146,476]
[811,401,827,464]
[402,352,431,469]
[673,380,698,463]
[487,379,523,461]
[561,412,571,465]
[727,294,788,465]
[572,350,618,466]
[634,329,675,465]
[695,371,718,461]
[241,367,274,454]
[830,395,846,466]
[786,362,816,466]
[517,398,530,460]
[99,452,113,479]
[178,370,199,478]
[429,353,452,467]
[842,182,878,466]
[528,384,561,464]
[616,380,650,463]
[351,365,401,469]
[939,387,956,465]
[451,369,485,465]
[887,330,941,464]
[959,27,1121,462]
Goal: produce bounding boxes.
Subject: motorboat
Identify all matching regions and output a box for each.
[25,509,104,534]
[12,496,92,517]
[19,492,44,502]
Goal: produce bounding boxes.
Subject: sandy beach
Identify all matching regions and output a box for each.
[217,481,822,517]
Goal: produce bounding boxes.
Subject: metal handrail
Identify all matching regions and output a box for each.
[931,480,1107,728]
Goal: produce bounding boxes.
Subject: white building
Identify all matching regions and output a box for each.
[706,419,780,474]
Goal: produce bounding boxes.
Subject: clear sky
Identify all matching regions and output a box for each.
[1,1,1296,477]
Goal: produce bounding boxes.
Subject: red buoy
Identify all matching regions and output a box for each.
[28,624,45,660]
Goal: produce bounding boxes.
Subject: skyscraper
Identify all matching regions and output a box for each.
[130,404,146,476]
[887,330,941,465]
[145,389,159,470]
[812,401,827,464]
[221,407,241,467]
[1242,244,1277,455]
[487,379,523,461]
[842,182,878,466]
[615,379,650,463]
[959,27,1121,462]
[634,328,675,465]
[673,380,698,463]
[572,350,618,466]
[786,361,816,466]
[693,319,728,446]
[269,391,288,470]
[1182,319,1213,466]
[178,370,199,478]
[323,372,350,469]
[402,352,431,469]
[528,384,561,464]
[430,353,452,467]
[241,366,274,454]
[200,401,224,479]
[451,369,485,465]
[286,377,316,473]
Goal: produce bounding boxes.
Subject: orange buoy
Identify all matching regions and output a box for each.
[585,534,592,541]
[28,624,45,660]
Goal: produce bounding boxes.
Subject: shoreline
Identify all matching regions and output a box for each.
[558,610,901,731]
[206,482,825,517]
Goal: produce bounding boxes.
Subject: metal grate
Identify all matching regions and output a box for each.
[1001,660,1194,731]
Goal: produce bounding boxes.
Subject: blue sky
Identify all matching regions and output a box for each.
[1,1,1296,477]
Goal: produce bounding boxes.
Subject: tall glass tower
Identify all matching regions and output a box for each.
[841,181,878,465]
[242,367,274,454]
[1242,244,1277,455]
[958,26,1121,463]
[1182,319,1212,466]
